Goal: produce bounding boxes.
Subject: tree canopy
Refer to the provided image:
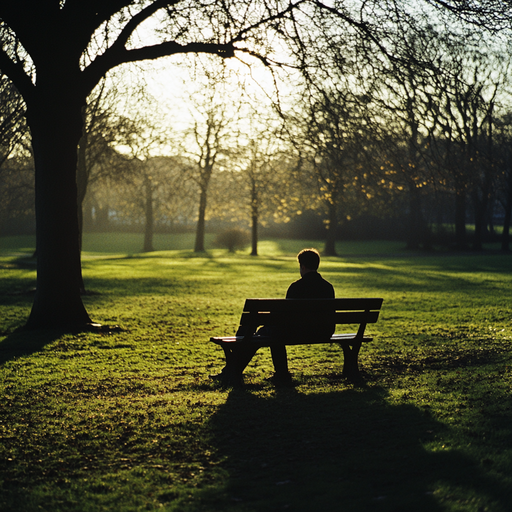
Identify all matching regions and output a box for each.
[0,0,320,329]
[0,0,507,329]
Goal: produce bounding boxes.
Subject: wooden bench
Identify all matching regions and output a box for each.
[210,298,383,381]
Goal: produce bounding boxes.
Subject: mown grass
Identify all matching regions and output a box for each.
[0,234,511,511]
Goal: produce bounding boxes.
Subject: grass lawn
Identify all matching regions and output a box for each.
[0,234,511,511]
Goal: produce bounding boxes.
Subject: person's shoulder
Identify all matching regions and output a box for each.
[286,278,303,298]
[317,272,335,296]
[317,272,332,283]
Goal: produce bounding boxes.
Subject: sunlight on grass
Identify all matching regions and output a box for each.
[1,235,512,511]
[1,233,414,258]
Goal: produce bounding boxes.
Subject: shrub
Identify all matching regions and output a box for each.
[215,228,250,252]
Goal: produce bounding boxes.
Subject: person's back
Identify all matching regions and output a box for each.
[281,249,335,341]
[286,268,335,299]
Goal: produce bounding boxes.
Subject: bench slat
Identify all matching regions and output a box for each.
[211,333,373,347]
[243,297,383,313]
[240,310,380,326]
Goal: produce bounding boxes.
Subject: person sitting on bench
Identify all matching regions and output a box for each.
[210,248,335,385]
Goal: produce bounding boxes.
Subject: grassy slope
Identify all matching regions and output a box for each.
[0,234,511,511]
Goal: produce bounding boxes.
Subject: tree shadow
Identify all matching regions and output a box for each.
[0,328,64,365]
[206,384,509,512]
[0,323,124,365]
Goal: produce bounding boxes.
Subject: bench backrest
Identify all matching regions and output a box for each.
[239,298,383,337]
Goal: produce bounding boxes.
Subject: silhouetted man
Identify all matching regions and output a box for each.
[211,248,335,385]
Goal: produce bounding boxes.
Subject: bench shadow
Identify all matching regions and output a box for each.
[206,385,508,512]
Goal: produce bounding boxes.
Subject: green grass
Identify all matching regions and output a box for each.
[0,233,406,257]
[1,234,511,511]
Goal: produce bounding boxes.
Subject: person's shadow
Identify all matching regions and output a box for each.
[207,384,508,511]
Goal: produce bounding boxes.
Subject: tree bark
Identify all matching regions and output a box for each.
[76,119,88,292]
[251,214,258,256]
[324,202,338,256]
[251,185,258,256]
[143,174,154,252]
[25,91,92,329]
[454,184,467,250]
[76,110,88,253]
[194,188,207,252]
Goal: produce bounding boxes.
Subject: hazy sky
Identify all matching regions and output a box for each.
[109,50,291,156]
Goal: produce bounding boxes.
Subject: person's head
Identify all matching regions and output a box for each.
[297,248,320,275]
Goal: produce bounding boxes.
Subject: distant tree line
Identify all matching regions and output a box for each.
[2,2,512,258]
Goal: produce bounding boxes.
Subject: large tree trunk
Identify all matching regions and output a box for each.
[25,93,92,329]
[76,125,88,292]
[76,110,88,254]
[194,188,207,252]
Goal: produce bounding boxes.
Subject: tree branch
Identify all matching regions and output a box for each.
[83,39,235,93]
[81,0,307,94]
[0,48,35,105]
[106,0,179,51]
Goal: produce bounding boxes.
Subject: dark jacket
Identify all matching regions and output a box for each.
[284,271,335,340]
[286,271,335,299]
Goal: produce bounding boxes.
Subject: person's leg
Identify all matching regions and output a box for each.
[270,344,289,374]
[213,343,259,384]
[269,344,292,383]
[231,344,259,373]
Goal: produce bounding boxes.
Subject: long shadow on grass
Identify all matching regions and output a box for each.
[207,385,507,512]
[0,329,63,364]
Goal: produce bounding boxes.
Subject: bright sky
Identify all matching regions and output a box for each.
[111,51,294,156]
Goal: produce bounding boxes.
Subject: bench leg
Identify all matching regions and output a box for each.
[341,341,362,381]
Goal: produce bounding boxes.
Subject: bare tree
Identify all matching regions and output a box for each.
[0,73,32,236]
[0,0,320,329]
[493,112,512,251]
[119,117,171,252]
[244,139,275,256]
[181,64,241,253]
[234,109,284,256]
[190,106,226,252]
[77,75,145,252]
[368,22,446,250]
[1,0,496,328]
[297,85,373,256]
[424,36,509,249]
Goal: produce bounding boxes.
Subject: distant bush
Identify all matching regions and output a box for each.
[215,228,250,252]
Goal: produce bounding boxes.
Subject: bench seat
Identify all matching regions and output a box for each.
[211,332,373,347]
